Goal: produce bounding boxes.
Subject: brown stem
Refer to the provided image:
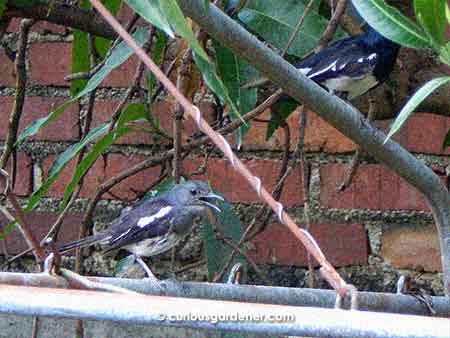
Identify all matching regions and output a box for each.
[0,171,45,262]
[0,19,34,169]
[281,0,316,57]
[315,0,348,52]
[339,94,377,191]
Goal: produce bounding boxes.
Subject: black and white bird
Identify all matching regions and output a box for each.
[59,180,223,275]
[294,26,400,100]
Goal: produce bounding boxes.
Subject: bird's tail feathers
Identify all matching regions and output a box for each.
[59,234,111,254]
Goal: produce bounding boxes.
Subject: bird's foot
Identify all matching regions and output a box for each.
[134,255,159,282]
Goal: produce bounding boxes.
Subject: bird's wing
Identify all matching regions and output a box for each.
[295,40,379,83]
[105,199,175,250]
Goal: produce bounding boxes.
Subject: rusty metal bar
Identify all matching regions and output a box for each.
[0,285,448,338]
[0,272,448,317]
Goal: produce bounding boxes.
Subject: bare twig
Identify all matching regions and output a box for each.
[59,268,140,295]
[108,25,156,132]
[281,0,316,57]
[0,19,34,169]
[297,110,314,288]
[173,50,193,182]
[338,94,377,191]
[315,0,348,52]
[31,317,40,338]
[0,173,45,263]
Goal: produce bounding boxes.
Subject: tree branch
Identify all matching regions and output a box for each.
[5,0,116,39]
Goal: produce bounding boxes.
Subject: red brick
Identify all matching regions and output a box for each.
[102,55,140,88]
[249,222,367,267]
[320,164,448,211]
[242,108,356,153]
[380,223,441,272]
[376,113,450,155]
[105,154,162,200]
[186,158,304,206]
[0,49,16,87]
[42,153,162,200]
[0,96,79,142]
[91,99,215,145]
[305,111,357,153]
[0,212,83,254]
[0,152,32,196]
[92,99,156,145]
[7,19,67,35]
[30,43,71,86]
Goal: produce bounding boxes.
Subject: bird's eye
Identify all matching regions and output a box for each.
[190,189,198,196]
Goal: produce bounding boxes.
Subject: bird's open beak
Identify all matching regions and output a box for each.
[199,192,224,213]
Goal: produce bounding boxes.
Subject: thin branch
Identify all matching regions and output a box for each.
[0,19,34,169]
[5,1,117,40]
[108,25,156,132]
[281,0,316,57]
[315,0,348,52]
[339,94,377,191]
[173,50,193,182]
[0,170,45,262]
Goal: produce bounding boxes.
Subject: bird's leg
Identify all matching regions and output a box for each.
[134,255,158,281]
[338,94,376,191]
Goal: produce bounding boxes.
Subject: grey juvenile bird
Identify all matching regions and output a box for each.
[60,180,223,274]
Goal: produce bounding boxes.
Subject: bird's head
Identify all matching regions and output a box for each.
[171,180,224,212]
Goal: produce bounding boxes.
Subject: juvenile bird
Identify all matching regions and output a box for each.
[294,25,400,100]
[59,180,223,275]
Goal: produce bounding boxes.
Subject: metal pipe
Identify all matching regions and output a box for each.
[1,285,448,338]
[0,272,448,317]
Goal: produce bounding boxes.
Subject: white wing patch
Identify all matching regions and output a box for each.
[308,60,338,79]
[367,53,377,61]
[298,67,312,76]
[137,206,172,228]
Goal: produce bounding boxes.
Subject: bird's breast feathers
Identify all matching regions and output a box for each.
[123,232,180,257]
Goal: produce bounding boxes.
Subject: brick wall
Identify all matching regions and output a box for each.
[1,9,449,295]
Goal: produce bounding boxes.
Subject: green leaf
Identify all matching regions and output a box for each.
[114,254,136,276]
[60,132,117,210]
[116,103,149,128]
[214,41,258,148]
[266,99,298,139]
[157,0,242,122]
[0,221,16,240]
[443,128,450,149]
[352,0,431,49]
[385,76,450,142]
[414,0,446,45]
[446,2,450,25]
[71,29,90,97]
[25,123,111,211]
[124,0,174,37]
[17,28,148,144]
[0,0,7,19]
[94,0,122,57]
[145,31,168,98]
[202,198,246,282]
[238,0,344,57]
[59,103,149,210]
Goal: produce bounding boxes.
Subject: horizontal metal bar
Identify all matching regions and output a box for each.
[0,272,448,317]
[1,285,448,338]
